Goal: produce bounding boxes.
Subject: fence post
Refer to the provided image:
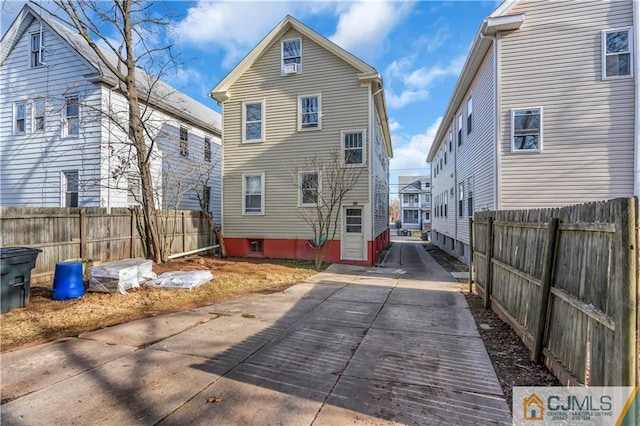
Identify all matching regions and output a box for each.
[483,216,494,308]
[79,208,87,258]
[532,217,559,363]
[468,217,474,293]
[182,211,187,253]
[130,209,136,258]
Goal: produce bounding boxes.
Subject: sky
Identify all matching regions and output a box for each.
[1,0,499,199]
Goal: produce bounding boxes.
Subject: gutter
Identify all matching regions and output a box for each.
[635,0,640,196]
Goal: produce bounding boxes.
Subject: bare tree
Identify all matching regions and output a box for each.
[41,0,180,263]
[389,196,400,223]
[289,149,364,270]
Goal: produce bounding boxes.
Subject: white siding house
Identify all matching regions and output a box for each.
[427,0,638,261]
[210,16,393,266]
[0,5,222,222]
[398,176,431,231]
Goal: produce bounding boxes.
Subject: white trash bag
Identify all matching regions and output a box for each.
[89,259,157,294]
[147,270,213,290]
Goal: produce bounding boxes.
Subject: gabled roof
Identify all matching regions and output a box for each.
[426,0,524,162]
[1,5,221,135]
[210,15,393,158]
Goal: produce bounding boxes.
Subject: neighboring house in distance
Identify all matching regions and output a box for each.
[0,5,222,221]
[427,0,638,261]
[398,175,431,231]
[210,15,393,266]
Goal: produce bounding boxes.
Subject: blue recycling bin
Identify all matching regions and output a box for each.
[53,261,85,300]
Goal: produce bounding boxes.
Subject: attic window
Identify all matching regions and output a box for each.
[30,32,45,67]
[282,38,301,75]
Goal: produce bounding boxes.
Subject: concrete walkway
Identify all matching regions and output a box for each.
[1,241,511,425]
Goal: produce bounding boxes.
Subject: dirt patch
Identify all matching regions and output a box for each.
[422,242,560,411]
[1,256,320,353]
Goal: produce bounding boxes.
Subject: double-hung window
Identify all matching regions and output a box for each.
[243,101,264,142]
[62,170,79,207]
[467,97,473,134]
[512,108,542,151]
[282,38,301,74]
[299,171,319,206]
[457,114,463,146]
[602,28,632,78]
[179,127,189,156]
[243,174,264,214]
[458,182,464,217]
[14,102,26,134]
[127,174,141,206]
[64,96,79,137]
[299,95,320,130]
[448,131,452,152]
[342,131,364,165]
[204,137,211,162]
[444,191,448,217]
[30,32,44,68]
[467,177,474,217]
[33,99,45,131]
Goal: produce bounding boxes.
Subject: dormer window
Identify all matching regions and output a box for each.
[30,32,45,67]
[282,38,301,75]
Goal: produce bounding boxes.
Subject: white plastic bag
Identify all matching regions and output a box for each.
[147,271,213,290]
[89,259,157,294]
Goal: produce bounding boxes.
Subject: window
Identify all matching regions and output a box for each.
[512,108,542,151]
[403,193,419,206]
[64,96,79,137]
[242,101,264,142]
[299,95,320,130]
[403,209,419,224]
[458,182,464,217]
[444,148,447,165]
[30,32,44,67]
[448,132,453,152]
[202,185,211,211]
[342,131,364,165]
[425,212,430,221]
[423,181,430,189]
[282,38,301,74]
[603,28,632,78]
[345,208,362,233]
[127,174,141,206]
[444,191,448,217]
[457,114,463,146]
[467,97,473,134]
[250,240,264,253]
[33,99,45,131]
[243,174,264,214]
[178,127,189,156]
[62,170,78,207]
[14,102,26,134]
[467,177,474,217]
[204,137,211,162]
[299,172,319,206]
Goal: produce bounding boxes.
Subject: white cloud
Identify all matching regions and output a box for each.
[329,1,412,61]
[388,118,402,132]
[385,89,429,109]
[390,116,442,174]
[173,1,304,68]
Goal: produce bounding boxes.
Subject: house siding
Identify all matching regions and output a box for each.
[371,108,390,239]
[222,28,371,241]
[499,0,635,209]
[0,19,102,207]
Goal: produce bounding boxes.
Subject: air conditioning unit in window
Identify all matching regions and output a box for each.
[282,63,300,75]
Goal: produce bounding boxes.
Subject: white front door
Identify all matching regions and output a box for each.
[342,206,365,260]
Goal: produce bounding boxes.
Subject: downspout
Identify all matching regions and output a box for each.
[480,32,499,211]
[634,0,640,196]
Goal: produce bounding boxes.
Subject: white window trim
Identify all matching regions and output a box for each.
[33,98,46,132]
[457,113,463,145]
[242,173,265,215]
[602,27,633,80]
[511,107,543,153]
[14,101,27,135]
[127,173,142,206]
[298,94,321,131]
[179,126,189,156]
[29,31,45,68]
[298,171,321,207]
[242,100,265,143]
[341,129,366,167]
[61,170,79,207]
[281,38,302,76]
[466,96,473,134]
[63,95,80,138]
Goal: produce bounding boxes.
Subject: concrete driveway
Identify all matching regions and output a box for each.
[1,240,511,425]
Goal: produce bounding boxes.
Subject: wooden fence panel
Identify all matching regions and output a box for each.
[1,207,215,282]
[473,197,637,387]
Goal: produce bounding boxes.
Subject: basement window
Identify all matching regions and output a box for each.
[249,239,264,253]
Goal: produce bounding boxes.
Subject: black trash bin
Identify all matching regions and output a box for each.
[1,247,42,313]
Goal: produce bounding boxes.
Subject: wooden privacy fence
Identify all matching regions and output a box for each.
[0,207,216,283]
[472,197,637,387]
